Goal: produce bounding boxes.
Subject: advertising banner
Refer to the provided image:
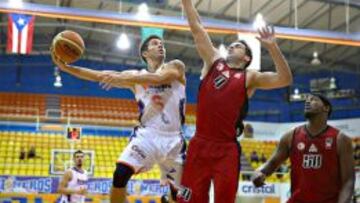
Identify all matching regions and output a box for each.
[0,176,168,196]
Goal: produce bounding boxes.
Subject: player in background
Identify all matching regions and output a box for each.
[58,150,88,203]
[252,94,355,203]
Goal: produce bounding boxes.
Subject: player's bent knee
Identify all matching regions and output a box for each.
[112,163,134,188]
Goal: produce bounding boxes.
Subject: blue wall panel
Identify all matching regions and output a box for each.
[0,55,359,122]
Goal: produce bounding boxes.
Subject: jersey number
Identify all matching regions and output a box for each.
[151,95,164,109]
[302,154,322,169]
[151,95,169,124]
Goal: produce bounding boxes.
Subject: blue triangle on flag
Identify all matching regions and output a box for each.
[10,14,33,32]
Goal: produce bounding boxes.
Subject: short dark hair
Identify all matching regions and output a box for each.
[73,150,84,157]
[312,93,332,117]
[139,35,162,64]
[237,40,253,69]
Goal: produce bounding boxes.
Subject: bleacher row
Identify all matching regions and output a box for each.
[0,92,197,124]
[0,131,162,180]
[0,131,285,181]
[0,131,359,182]
[0,93,46,116]
[241,138,291,182]
[0,131,282,179]
[0,131,216,179]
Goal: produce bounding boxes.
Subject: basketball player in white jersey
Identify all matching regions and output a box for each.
[58,150,88,203]
[51,35,186,203]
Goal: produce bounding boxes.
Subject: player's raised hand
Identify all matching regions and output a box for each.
[251,170,266,188]
[256,25,276,49]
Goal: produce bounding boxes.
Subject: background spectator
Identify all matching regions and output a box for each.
[19,147,26,161]
[250,151,259,163]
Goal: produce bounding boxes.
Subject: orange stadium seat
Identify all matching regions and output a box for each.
[59,95,198,125]
[0,92,198,125]
[0,92,46,116]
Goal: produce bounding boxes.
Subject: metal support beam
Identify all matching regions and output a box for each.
[309,0,360,9]
[251,0,283,19]
[300,4,331,29]
[333,12,360,32]
[336,51,359,64]
[322,4,333,52]
[326,46,355,66]
[86,1,104,41]
[148,0,249,24]
[277,2,328,47]
[215,0,237,18]
[248,0,253,19]
[274,0,310,25]
[195,0,204,8]
[315,13,360,56]
[294,6,344,53]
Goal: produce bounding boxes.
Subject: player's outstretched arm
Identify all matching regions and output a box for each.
[251,130,293,187]
[51,50,105,82]
[248,26,293,90]
[337,133,355,203]
[181,0,219,73]
[57,170,87,195]
[51,51,133,89]
[99,60,185,90]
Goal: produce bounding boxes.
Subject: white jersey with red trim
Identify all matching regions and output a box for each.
[134,69,186,133]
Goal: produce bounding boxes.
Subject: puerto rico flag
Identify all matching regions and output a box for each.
[6,14,35,54]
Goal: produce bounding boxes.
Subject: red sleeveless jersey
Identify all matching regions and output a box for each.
[195,59,248,142]
[288,125,341,203]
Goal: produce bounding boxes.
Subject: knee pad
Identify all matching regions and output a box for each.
[112,163,134,188]
[161,195,169,203]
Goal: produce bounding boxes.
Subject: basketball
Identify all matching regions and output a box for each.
[52,30,85,64]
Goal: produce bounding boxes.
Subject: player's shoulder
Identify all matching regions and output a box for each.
[63,169,74,179]
[166,59,185,71]
[65,168,73,173]
[336,131,352,145]
[281,127,298,147]
[246,69,261,77]
[335,131,353,154]
[245,69,261,84]
[168,59,185,66]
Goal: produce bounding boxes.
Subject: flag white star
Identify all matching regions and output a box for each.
[17,18,25,25]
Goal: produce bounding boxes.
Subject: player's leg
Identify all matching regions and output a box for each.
[111,162,134,203]
[111,130,156,203]
[159,135,186,203]
[159,161,183,203]
[213,143,241,203]
[178,139,212,203]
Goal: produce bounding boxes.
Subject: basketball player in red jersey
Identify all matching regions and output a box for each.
[179,0,293,202]
[252,94,355,203]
